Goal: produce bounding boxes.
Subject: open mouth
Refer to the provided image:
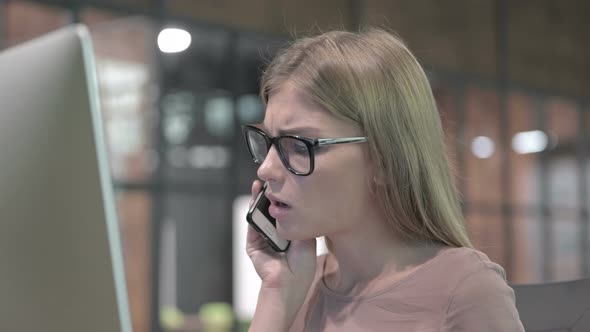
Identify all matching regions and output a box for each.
[273,200,290,208]
[268,196,290,208]
[268,199,291,219]
[266,193,291,211]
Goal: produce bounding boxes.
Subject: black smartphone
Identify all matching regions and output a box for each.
[246,183,291,252]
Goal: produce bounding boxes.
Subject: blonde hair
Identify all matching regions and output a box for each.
[260,28,472,248]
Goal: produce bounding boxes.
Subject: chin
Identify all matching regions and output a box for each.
[278,228,319,242]
[275,227,295,240]
[276,226,306,241]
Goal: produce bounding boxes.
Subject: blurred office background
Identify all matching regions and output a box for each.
[1,0,589,331]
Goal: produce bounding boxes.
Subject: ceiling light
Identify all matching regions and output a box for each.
[471,136,495,159]
[512,130,548,154]
[157,28,191,53]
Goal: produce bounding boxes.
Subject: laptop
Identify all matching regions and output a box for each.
[0,24,132,332]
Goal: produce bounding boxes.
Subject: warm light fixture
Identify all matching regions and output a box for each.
[512,130,548,154]
[471,136,495,159]
[157,28,192,53]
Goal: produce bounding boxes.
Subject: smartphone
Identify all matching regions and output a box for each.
[246,183,291,252]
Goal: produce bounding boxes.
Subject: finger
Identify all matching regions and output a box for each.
[246,224,271,254]
[247,224,263,243]
[249,180,263,207]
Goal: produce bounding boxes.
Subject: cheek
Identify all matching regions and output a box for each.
[300,164,369,222]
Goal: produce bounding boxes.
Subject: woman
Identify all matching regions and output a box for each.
[243,28,524,331]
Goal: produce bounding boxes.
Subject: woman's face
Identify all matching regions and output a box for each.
[257,82,374,241]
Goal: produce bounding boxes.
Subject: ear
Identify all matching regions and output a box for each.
[367,174,378,198]
[366,153,387,197]
[367,149,387,185]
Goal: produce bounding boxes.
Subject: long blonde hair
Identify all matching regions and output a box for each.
[260,28,472,248]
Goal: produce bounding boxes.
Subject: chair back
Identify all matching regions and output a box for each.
[512,277,590,332]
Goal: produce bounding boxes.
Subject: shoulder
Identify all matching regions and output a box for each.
[439,248,524,332]
[436,247,513,308]
[403,247,507,292]
[436,246,506,278]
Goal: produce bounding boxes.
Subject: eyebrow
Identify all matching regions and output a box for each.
[279,127,321,137]
[259,124,321,137]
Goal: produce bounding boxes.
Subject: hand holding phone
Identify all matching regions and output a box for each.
[247,183,291,252]
[245,182,317,331]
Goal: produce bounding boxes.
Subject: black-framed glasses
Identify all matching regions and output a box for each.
[242,125,368,176]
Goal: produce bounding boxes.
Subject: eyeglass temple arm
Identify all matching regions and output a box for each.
[317,137,367,146]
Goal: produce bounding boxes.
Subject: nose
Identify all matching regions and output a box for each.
[257,145,286,183]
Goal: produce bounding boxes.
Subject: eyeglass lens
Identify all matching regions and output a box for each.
[247,129,311,174]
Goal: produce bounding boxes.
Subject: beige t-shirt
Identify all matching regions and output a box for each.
[290,247,525,332]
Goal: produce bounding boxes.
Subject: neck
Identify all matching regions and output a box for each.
[322,213,446,294]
